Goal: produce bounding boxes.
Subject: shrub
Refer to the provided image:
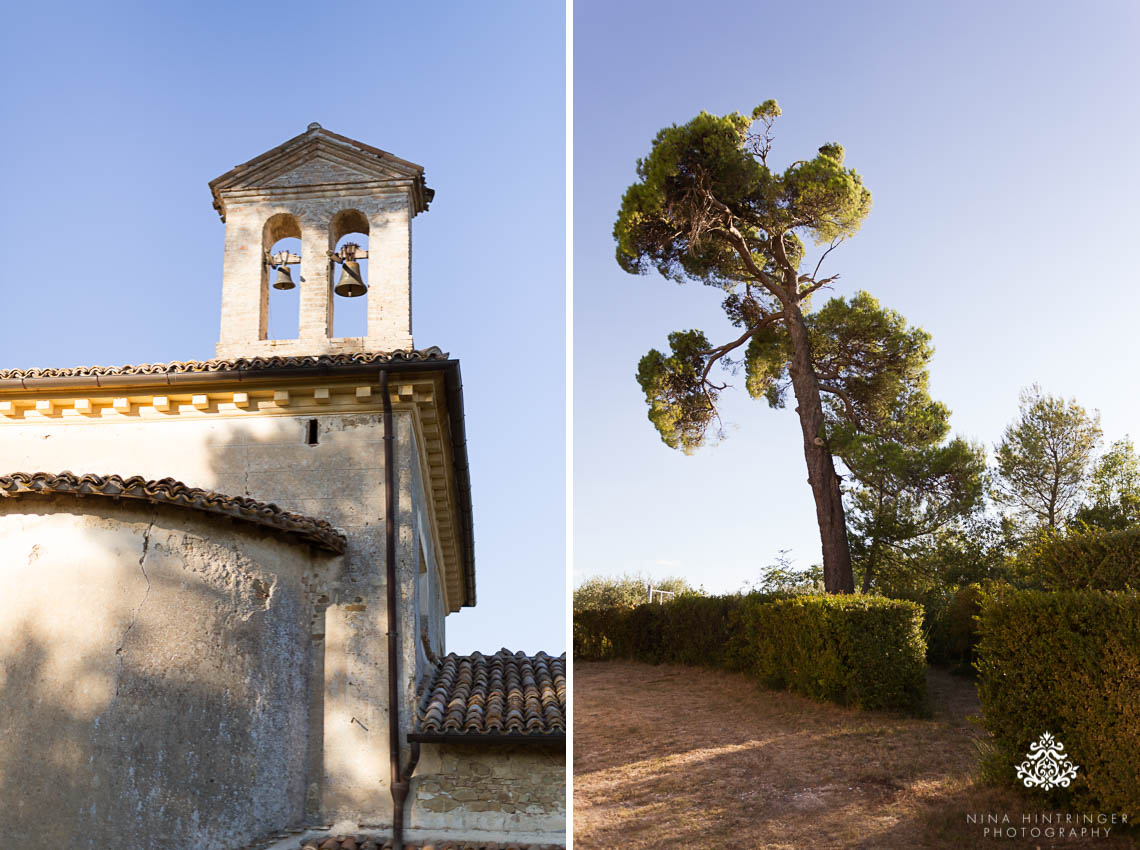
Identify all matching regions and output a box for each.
[573,606,638,660]
[574,593,927,715]
[915,588,953,665]
[975,590,1140,816]
[573,573,698,611]
[657,594,738,667]
[919,583,985,669]
[1017,526,1140,590]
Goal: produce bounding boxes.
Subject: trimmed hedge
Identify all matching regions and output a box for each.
[975,590,1140,816]
[574,593,927,715]
[573,594,742,665]
[1019,526,1140,590]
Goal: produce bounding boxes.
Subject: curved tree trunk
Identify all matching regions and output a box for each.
[783,297,856,594]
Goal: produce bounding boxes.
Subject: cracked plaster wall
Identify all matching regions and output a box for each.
[0,406,444,831]
[0,497,331,849]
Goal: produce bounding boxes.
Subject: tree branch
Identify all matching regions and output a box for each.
[799,274,840,298]
[819,382,860,427]
[768,230,802,292]
[693,190,784,295]
[713,225,784,292]
[699,312,785,384]
[801,238,844,284]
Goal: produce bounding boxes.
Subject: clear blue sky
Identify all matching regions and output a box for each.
[574,0,1140,592]
[0,2,565,653]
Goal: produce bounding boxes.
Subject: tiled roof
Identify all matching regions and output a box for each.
[0,348,448,382]
[0,472,346,552]
[298,838,561,850]
[413,650,566,741]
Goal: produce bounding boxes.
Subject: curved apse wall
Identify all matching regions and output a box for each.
[0,494,338,849]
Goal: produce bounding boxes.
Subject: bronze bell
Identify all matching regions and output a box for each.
[272,264,296,291]
[334,259,366,297]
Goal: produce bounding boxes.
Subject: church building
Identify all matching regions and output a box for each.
[0,124,565,850]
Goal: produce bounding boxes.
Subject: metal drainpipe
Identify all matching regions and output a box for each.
[382,368,421,848]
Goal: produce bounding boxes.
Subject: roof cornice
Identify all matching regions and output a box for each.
[0,349,476,608]
[0,348,449,390]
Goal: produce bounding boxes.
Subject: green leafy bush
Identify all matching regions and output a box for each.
[574,593,927,714]
[573,573,698,611]
[657,594,739,667]
[975,590,1140,816]
[572,607,627,660]
[1017,526,1140,590]
[919,583,985,669]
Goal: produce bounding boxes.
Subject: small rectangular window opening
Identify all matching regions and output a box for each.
[306,418,319,446]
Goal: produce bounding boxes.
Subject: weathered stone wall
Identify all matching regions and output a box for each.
[217,194,412,359]
[0,498,333,849]
[0,400,441,829]
[212,125,424,359]
[409,745,566,837]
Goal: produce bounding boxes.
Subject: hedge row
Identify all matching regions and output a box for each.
[918,527,1140,669]
[975,590,1140,816]
[574,593,928,714]
[1018,526,1140,591]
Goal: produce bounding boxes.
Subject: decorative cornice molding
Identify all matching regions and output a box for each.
[0,471,347,553]
[0,350,474,610]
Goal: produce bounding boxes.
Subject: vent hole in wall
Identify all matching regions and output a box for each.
[306,418,319,446]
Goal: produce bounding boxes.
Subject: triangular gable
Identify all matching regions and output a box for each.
[261,151,391,188]
[209,123,432,218]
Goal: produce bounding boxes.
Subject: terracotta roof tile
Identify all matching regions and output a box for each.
[0,348,448,382]
[414,650,566,741]
[0,471,346,552]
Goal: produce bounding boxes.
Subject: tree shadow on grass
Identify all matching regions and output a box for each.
[575,661,1134,850]
[867,779,1136,850]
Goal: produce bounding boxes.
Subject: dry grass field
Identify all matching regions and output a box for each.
[574,661,1134,849]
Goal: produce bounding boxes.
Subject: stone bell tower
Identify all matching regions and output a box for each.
[209,122,434,359]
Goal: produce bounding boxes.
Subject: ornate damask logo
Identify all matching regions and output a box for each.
[1016,732,1079,790]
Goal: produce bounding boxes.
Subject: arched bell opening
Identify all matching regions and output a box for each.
[262,213,302,341]
[329,209,370,339]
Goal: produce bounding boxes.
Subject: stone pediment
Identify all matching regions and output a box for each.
[209,123,433,219]
[261,151,396,188]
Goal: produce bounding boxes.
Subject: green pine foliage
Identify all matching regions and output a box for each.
[994,386,1102,529]
[1073,437,1140,531]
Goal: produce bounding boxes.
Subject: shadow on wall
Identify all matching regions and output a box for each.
[0,495,318,849]
[0,633,87,846]
[0,405,414,845]
[201,412,423,826]
[203,413,384,586]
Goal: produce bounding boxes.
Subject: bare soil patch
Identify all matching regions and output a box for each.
[574,662,1133,849]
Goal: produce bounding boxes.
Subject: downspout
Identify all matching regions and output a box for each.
[382,368,420,848]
